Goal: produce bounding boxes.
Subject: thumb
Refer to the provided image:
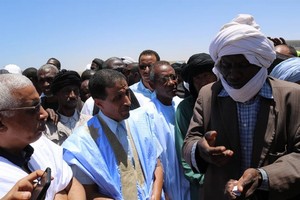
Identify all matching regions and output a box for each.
[205,131,217,146]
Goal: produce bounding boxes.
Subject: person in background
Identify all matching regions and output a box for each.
[126,62,141,86]
[81,57,140,116]
[3,64,22,74]
[133,61,189,199]
[22,67,41,95]
[0,73,85,199]
[80,69,96,102]
[270,57,300,84]
[90,58,104,71]
[275,44,298,57]
[183,14,300,200]
[0,69,9,74]
[175,53,217,200]
[62,69,163,199]
[47,57,61,71]
[121,56,141,86]
[44,70,90,145]
[130,49,160,106]
[37,64,59,110]
[171,62,186,98]
[37,64,59,123]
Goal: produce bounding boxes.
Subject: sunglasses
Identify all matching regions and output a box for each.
[0,102,41,113]
[139,64,152,70]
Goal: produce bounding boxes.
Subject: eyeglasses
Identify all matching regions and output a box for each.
[0,102,41,113]
[139,64,152,70]
[158,74,178,84]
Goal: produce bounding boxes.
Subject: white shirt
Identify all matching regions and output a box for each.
[0,135,73,200]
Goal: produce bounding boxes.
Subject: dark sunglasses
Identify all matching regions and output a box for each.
[139,64,152,70]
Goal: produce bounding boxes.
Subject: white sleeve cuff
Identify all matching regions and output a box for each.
[257,168,269,191]
[191,141,200,172]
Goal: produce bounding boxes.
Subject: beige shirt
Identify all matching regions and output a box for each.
[44,110,91,145]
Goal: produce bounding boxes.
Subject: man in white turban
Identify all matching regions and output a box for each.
[183,14,300,200]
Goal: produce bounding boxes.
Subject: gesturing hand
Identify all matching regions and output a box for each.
[197,131,234,167]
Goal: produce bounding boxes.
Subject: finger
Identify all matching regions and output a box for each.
[279,37,286,44]
[25,170,45,182]
[204,131,217,146]
[14,191,32,199]
[208,146,228,155]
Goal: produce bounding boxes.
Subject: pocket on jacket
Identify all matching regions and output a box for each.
[268,145,287,163]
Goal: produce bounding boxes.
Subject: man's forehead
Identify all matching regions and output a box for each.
[220,54,251,64]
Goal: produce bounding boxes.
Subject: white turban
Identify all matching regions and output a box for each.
[209,14,276,103]
[209,14,276,69]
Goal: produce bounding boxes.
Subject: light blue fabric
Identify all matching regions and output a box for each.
[132,95,190,200]
[62,114,163,200]
[129,80,153,99]
[270,57,300,83]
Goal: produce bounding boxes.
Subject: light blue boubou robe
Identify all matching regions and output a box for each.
[132,95,190,200]
[62,113,163,200]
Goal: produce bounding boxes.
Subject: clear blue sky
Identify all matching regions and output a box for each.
[1,0,298,72]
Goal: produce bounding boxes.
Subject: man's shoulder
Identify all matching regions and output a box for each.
[129,81,140,91]
[269,77,300,95]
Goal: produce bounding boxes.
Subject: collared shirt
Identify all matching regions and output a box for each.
[98,111,132,158]
[58,110,80,131]
[130,80,154,106]
[218,81,273,173]
[130,80,153,99]
[0,145,33,173]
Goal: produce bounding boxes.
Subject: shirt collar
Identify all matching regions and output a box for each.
[138,80,153,95]
[58,109,80,124]
[98,111,126,136]
[0,145,34,168]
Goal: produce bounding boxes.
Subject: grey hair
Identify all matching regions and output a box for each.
[38,63,59,74]
[149,61,171,82]
[0,74,33,117]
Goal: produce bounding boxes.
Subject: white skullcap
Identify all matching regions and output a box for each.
[209,14,276,69]
[121,56,136,64]
[85,63,91,70]
[3,64,22,74]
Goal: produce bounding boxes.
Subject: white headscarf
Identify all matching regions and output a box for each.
[209,14,276,102]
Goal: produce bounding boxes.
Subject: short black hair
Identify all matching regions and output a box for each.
[138,49,160,63]
[89,69,126,100]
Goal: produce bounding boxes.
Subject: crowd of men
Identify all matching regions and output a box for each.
[1,14,300,200]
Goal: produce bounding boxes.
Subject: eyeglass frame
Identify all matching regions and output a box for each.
[157,74,178,84]
[0,102,41,112]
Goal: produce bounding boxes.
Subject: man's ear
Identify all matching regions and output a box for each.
[0,119,7,132]
[94,99,104,110]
